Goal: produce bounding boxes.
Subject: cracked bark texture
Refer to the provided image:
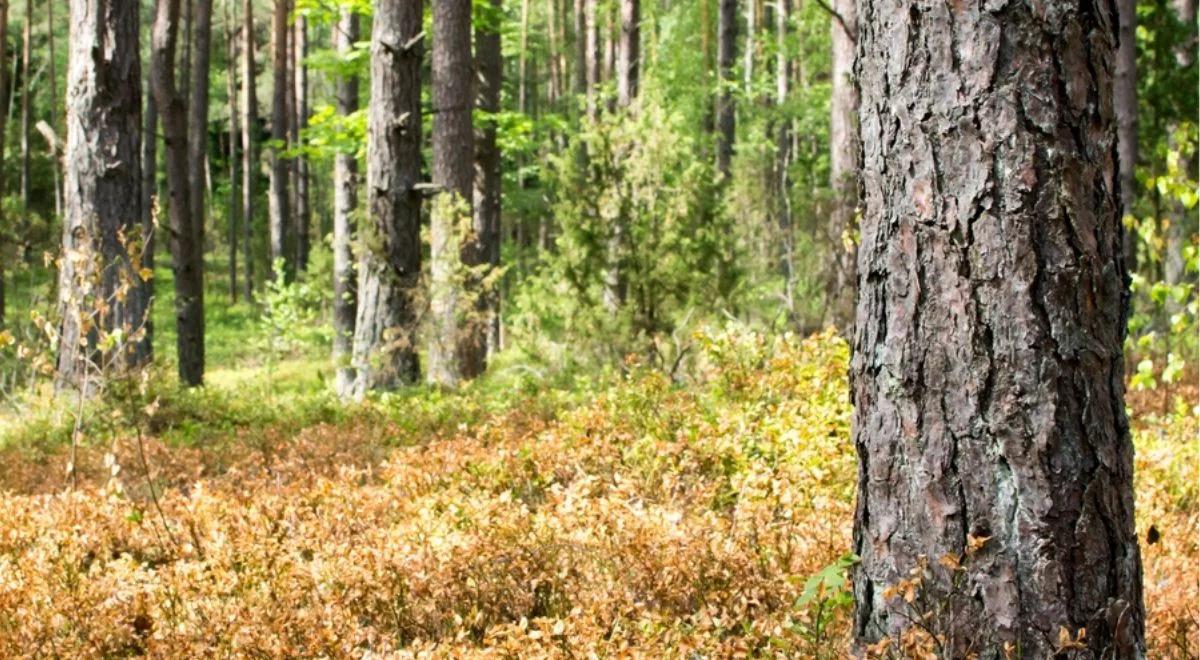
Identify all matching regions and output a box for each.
[427,0,479,386]
[348,0,422,397]
[57,0,148,388]
[851,0,1144,656]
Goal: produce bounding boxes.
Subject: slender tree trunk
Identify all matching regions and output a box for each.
[585,0,599,118]
[268,0,290,275]
[153,0,205,386]
[774,0,794,321]
[428,0,479,385]
[293,15,310,272]
[0,0,9,327]
[1114,0,1137,276]
[332,7,358,396]
[851,1,1144,654]
[140,74,158,347]
[518,0,528,114]
[824,0,857,331]
[601,2,614,95]
[46,0,60,219]
[742,0,752,93]
[226,0,239,301]
[1164,0,1197,291]
[715,0,735,178]
[545,0,560,107]
[241,0,255,299]
[188,0,213,276]
[475,0,502,358]
[20,0,29,236]
[573,0,586,98]
[57,0,148,389]
[616,0,638,107]
[349,0,422,396]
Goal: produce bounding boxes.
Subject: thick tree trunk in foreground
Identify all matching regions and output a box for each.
[428,0,479,386]
[56,0,148,389]
[1114,0,1137,275]
[268,0,290,274]
[474,0,503,359]
[332,7,359,396]
[824,0,857,331]
[715,0,735,178]
[153,0,205,386]
[851,1,1144,656]
[348,0,422,396]
[241,0,256,299]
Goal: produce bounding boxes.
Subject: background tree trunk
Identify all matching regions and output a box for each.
[428,0,479,385]
[851,1,1144,655]
[226,0,240,302]
[45,0,59,220]
[188,0,213,282]
[774,0,794,322]
[56,0,148,388]
[715,0,735,178]
[475,0,503,359]
[153,0,205,386]
[241,0,256,300]
[824,0,857,331]
[1164,0,1197,291]
[20,0,29,238]
[617,0,638,107]
[293,16,310,272]
[0,0,10,327]
[332,7,358,396]
[1115,0,1138,276]
[585,0,599,118]
[140,74,158,348]
[268,0,290,275]
[349,0,423,396]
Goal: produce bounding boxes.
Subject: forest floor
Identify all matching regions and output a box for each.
[0,266,1196,657]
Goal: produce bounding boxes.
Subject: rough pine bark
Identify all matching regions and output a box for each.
[332,7,359,396]
[153,0,205,386]
[268,0,291,275]
[824,0,858,331]
[715,0,736,178]
[474,0,503,358]
[348,0,422,396]
[428,0,479,386]
[293,16,311,272]
[241,0,256,300]
[851,1,1144,656]
[56,0,148,389]
[617,0,638,107]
